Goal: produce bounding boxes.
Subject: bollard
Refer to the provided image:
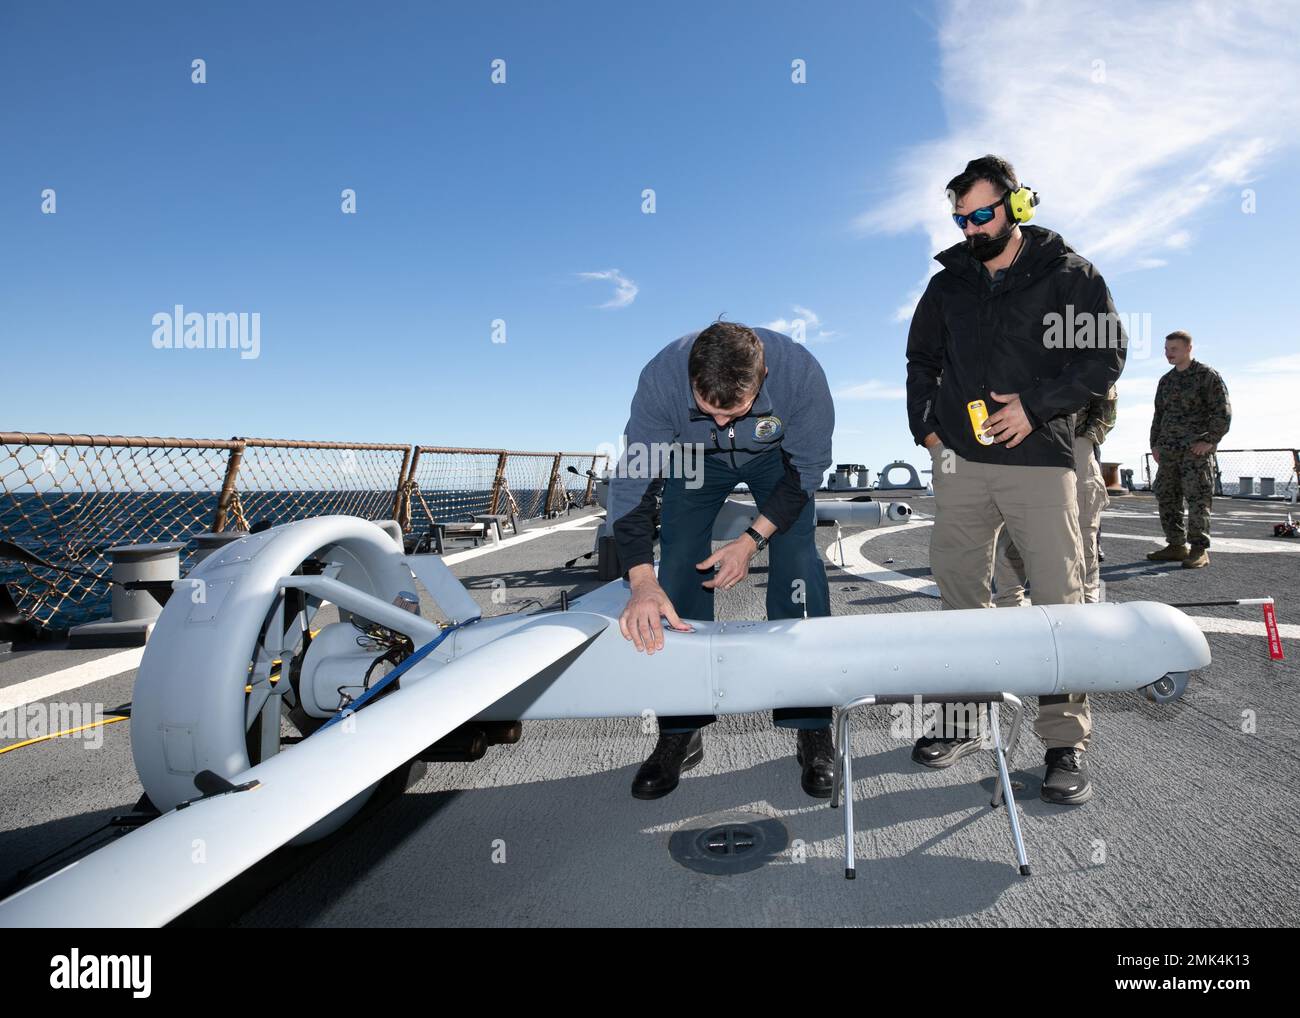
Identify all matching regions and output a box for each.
[190,530,249,565]
[68,542,186,648]
[108,543,186,623]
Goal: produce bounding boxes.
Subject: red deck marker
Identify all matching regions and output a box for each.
[1263,602,1284,660]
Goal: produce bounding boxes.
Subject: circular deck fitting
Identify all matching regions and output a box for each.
[669,812,789,875]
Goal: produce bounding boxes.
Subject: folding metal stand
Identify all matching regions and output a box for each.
[830,692,1030,880]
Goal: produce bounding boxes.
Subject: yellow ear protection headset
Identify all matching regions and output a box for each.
[1001,175,1040,223]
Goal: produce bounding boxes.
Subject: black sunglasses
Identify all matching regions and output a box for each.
[952,194,1007,229]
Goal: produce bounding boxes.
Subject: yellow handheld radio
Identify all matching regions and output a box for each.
[967,399,995,445]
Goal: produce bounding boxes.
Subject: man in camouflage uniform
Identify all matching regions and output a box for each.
[1148,330,1232,569]
[994,382,1118,603]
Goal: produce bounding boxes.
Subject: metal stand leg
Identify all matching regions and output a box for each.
[832,692,1031,883]
[831,696,875,880]
[989,695,1030,876]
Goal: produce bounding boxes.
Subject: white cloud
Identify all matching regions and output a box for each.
[1245,353,1300,373]
[860,1,1300,305]
[1116,368,1164,402]
[892,286,926,323]
[834,379,907,400]
[577,269,638,308]
[764,304,839,342]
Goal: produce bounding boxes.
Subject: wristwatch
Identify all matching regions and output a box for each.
[744,526,769,552]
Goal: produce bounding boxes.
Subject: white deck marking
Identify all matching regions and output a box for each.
[1103,506,1294,521]
[1099,532,1300,554]
[825,522,1296,643]
[0,648,145,714]
[1187,615,1300,639]
[439,514,600,565]
[824,519,940,598]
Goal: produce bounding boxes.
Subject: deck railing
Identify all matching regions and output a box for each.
[1140,448,1300,499]
[0,431,607,631]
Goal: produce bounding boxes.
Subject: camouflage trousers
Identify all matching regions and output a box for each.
[1153,449,1215,549]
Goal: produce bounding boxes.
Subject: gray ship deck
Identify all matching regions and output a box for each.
[3,493,1298,927]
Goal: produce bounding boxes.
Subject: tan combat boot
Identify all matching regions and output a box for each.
[1182,547,1209,569]
[1147,543,1189,561]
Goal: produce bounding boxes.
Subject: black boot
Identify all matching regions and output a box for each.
[911,734,982,769]
[631,730,704,800]
[1041,747,1092,804]
[795,726,835,798]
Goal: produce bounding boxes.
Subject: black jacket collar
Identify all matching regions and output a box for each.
[934,225,1071,290]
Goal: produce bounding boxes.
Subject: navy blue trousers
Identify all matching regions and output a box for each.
[655,448,832,733]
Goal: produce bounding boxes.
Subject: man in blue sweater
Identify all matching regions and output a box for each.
[607,321,836,800]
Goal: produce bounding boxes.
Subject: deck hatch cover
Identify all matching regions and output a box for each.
[669,812,789,875]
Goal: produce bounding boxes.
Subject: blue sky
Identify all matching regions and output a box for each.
[3,0,1298,479]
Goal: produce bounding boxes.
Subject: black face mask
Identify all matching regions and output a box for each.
[966,219,1015,262]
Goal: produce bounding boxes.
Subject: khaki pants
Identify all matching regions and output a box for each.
[994,436,1109,605]
[928,441,1091,750]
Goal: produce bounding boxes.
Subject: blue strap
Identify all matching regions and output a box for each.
[318,618,474,731]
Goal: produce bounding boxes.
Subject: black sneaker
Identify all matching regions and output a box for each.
[795,726,835,798]
[631,730,704,800]
[1041,747,1093,804]
[911,735,982,769]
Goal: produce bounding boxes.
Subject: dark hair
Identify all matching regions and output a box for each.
[946,155,1019,204]
[1165,330,1193,345]
[689,322,765,408]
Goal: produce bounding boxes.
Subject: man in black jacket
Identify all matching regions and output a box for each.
[905,155,1126,804]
